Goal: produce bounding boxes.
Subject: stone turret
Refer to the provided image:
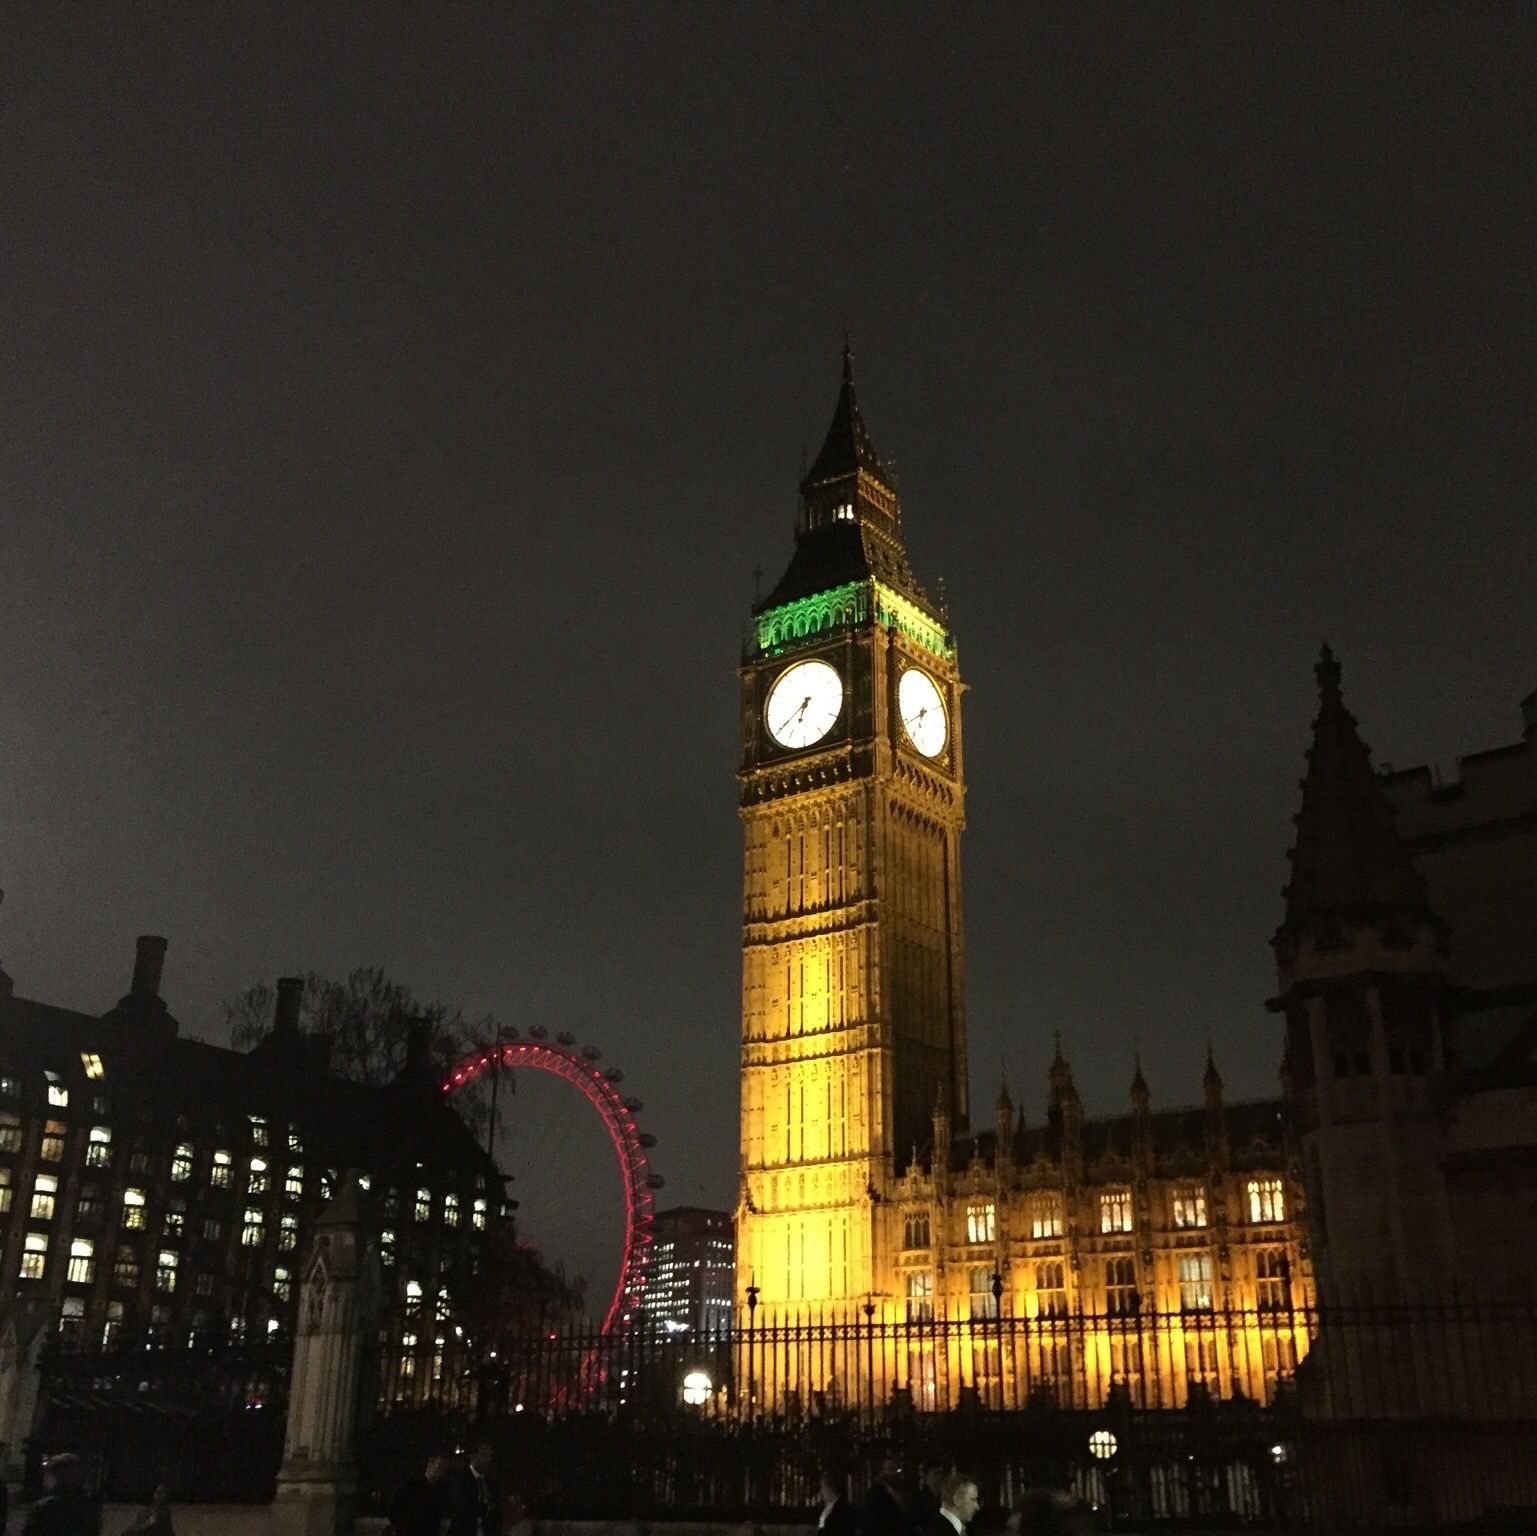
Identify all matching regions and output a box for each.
[1271,647,1454,1301]
[270,1173,381,1536]
[1130,1056,1153,1169]
[1048,1035,1084,1181]
[994,1079,1014,1166]
[1203,1048,1229,1167]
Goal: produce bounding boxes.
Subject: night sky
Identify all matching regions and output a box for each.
[3,6,1534,1288]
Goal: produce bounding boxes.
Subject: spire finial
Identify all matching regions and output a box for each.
[1204,1042,1222,1091]
[1131,1052,1149,1099]
[1278,644,1434,943]
[1316,641,1342,701]
[800,343,891,494]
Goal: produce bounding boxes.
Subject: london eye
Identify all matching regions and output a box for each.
[441,1029,660,1337]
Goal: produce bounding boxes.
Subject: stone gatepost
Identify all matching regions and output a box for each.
[0,1297,52,1489]
[271,1173,381,1536]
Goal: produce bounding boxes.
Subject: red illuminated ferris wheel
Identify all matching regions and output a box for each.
[442,1029,661,1336]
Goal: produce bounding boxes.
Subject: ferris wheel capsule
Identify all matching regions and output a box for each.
[555,1031,576,1045]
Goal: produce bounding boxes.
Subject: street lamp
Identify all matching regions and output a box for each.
[1089,1429,1118,1461]
[746,1278,760,1422]
[862,1294,876,1423]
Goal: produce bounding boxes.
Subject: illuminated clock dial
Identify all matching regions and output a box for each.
[898,668,947,756]
[765,660,843,750]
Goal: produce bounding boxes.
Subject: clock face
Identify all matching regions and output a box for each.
[898,667,947,756]
[765,660,844,750]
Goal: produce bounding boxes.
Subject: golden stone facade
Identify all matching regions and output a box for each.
[734,356,1310,1405]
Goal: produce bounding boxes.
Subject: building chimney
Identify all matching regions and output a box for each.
[107,934,177,1037]
[131,936,168,1000]
[274,977,304,1039]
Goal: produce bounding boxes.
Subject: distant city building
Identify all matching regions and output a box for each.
[0,937,508,1403]
[644,1206,733,1334]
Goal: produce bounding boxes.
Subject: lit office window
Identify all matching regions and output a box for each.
[1179,1253,1214,1311]
[122,1188,147,1229]
[1172,1187,1208,1229]
[905,1270,934,1322]
[1248,1178,1285,1224]
[1029,1197,1063,1240]
[1100,1189,1133,1234]
[966,1201,996,1244]
[20,1233,48,1280]
[969,1267,999,1319]
[30,1174,58,1221]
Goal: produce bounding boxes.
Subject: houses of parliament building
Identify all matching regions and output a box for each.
[732,355,1313,1408]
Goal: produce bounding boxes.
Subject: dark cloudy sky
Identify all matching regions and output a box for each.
[3,5,1534,1283]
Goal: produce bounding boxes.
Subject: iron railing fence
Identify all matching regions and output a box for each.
[386,1296,1537,1424]
[29,1329,293,1503]
[362,1299,1537,1529]
[29,1301,1537,1526]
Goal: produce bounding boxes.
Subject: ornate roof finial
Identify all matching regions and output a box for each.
[1131,1052,1150,1102]
[1278,645,1433,942]
[1204,1043,1223,1093]
[800,345,893,494]
[1316,641,1342,699]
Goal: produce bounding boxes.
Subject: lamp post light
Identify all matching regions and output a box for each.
[990,1271,1004,1411]
[745,1279,760,1424]
[862,1294,876,1424]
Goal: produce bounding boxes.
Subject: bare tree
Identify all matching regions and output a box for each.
[224,966,497,1127]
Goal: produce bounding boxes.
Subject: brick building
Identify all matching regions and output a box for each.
[0,937,505,1399]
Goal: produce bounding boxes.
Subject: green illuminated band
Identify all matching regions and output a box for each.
[753,579,952,659]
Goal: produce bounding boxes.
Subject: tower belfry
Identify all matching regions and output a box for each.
[735,353,967,1315]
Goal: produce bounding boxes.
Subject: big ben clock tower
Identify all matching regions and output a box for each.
[736,349,967,1316]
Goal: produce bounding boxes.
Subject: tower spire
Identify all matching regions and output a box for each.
[800,342,893,494]
[1276,646,1434,951]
